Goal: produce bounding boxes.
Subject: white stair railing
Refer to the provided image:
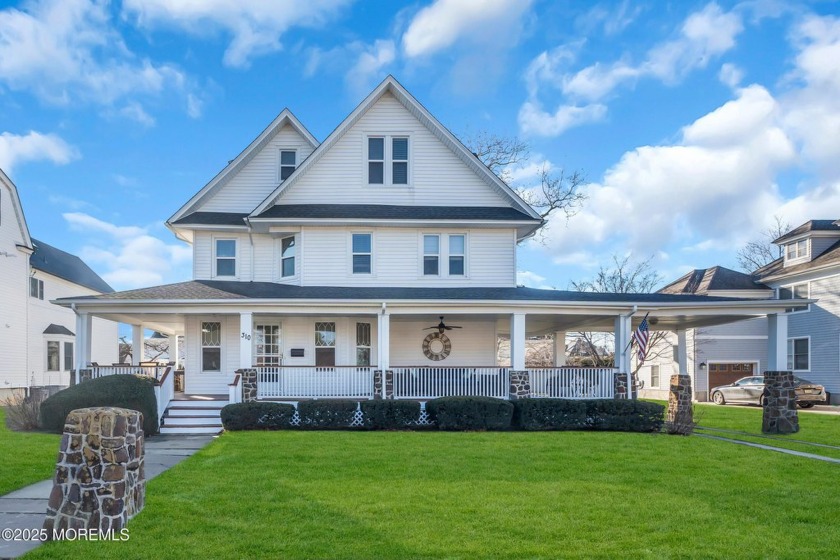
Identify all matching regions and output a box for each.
[154,366,175,424]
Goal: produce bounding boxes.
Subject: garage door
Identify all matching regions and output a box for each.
[708,363,756,388]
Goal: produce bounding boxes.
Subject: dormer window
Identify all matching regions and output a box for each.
[786,239,809,260]
[280,150,296,181]
[367,135,409,185]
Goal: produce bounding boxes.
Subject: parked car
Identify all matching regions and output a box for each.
[709,376,827,408]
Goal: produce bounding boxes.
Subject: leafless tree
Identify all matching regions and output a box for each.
[736,216,791,272]
[118,335,170,363]
[460,131,587,222]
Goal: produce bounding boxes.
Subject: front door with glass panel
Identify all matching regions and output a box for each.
[254,324,282,366]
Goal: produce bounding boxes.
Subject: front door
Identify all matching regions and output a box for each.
[254,324,282,366]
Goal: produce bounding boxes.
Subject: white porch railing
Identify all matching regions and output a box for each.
[153,366,174,424]
[392,367,510,399]
[256,367,374,399]
[89,365,168,381]
[228,373,243,404]
[529,367,617,399]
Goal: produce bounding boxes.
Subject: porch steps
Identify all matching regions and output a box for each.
[160,400,227,435]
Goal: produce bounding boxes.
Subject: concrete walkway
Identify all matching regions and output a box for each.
[0,434,215,559]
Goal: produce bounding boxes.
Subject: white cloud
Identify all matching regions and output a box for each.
[0,0,194,118]
[116,102,156,127]
[0,131,78,174]
[402,0,532,58]
[516,270,554,289]
[518,101,606,136]
[63,212,191,289]
[718,62,743,88]
[346,39,395,95]
[123,0,352,68]
[577,1,643,36]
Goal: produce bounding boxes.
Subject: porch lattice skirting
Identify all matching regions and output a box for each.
[666,375,693,435]
[762,371,799,434]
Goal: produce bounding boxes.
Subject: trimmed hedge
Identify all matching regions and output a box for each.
[513,399,588,431]
[588,400,664,432]
[39,374,158,435]
[221,402,296,430]
[360,400,422,430]
[298,399,359,429]
[426,396,513,431]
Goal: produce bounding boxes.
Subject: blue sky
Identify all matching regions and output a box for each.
[2,0,840,293]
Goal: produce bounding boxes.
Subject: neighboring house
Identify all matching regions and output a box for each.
[55,77,797,432]
[646,221,840,404]
[0,169,118,397]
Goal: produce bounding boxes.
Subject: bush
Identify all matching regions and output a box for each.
[360,400,422,430]
[426,396,513,431]
[298,399,359,429]
[513,399,588,431]
[587,400,664,432]
[221,402,296,430]
[2,394,44,431]
[39,375,158,435]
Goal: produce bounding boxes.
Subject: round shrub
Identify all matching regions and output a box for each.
[360,400,422,430]
[426,396,513,431]
[39,375,158,435]
[221,402,296,430]
[513,398,588,431]
[298,399,359,429]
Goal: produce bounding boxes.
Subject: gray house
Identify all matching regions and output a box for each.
[641,220,840,404]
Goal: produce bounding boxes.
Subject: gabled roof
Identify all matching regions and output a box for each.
[0,168,32,249]
[43,324,74,336]
[30,238,114,293]
[774,220,840,243]
[167,109,318,225]
[251,204,536,222]
[658,266,768,295]
[757,239,840,282]
[249,76,542,222]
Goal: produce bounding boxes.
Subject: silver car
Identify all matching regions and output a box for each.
[710,375,827,408]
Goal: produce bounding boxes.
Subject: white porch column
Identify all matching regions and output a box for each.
[553,331,567,366]
[174,335,181,368]
[377,311,390,371]
[510,313,526,370]
[74,312,92,382]
[614,314,632,396]
[676,329,688,375]
[131,324,143,365]
[767,313,788,371]
[239,312,253,369]
[167,335,177,365]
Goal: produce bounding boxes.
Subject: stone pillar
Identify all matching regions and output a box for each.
[237,368,258,402]
[509,370,531,400]
[762,371,799,434]
[666,374,693,435]
[44,407,145,537]
[614,372,628,399]
[373,370,383,400]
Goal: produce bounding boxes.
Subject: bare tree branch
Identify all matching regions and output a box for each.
[461,131,530,182]
[736,216,791,272]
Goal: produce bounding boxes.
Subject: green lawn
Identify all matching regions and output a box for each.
[0,407,60,496]
[28,429,840,559]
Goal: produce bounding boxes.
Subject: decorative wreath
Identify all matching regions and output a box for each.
[422,332,451,361]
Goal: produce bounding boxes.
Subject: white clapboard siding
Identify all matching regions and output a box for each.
[276,92,510,207]
[198,125,315,213]
[0,183,30,388]
[193,232,253,281]
[389,319,498,367]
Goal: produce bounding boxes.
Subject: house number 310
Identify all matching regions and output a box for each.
[241,333,251,340]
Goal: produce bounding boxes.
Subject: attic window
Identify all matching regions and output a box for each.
[280,150,296,181]
[786,239,809,260]
[367,136,409,185]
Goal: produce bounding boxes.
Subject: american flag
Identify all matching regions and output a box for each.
[633,313,651,363]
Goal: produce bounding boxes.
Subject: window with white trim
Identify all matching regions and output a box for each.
[787,337,809,371]
[201,322,222,372]
[650,364,660,388]
[280,150,296,181]
[356,322,371,366]
[281,236,295,277]
[368,137,384,184]
[367,135,409,185]
[449,234,465,276]
[315,322,336,367]
[215,239,236,277]
[423,235,439,276]
[779,282,809,313]
[64,342,74,371]
[352,233,372,274]
[392,137,408,184]
[30,277,44,300]
[786,239,809,261]
[46,341,60,372]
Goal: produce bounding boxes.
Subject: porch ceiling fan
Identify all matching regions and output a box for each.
[423,316,462,334]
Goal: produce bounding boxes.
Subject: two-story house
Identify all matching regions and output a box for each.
[0,169,118,399]
[643,220,840,405]
[55,77,799,432]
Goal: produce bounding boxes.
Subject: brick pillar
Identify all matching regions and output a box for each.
[44,407,145,537]
[237,368,258,403]
[666,374,694,435]
[373,370,383,400]
[613,372,628,399]
[762,371,799,434]
[384,370,394,399]
[509,370,531,400]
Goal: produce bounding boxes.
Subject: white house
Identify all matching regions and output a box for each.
[0,169,118,398]
[55,77,802,432]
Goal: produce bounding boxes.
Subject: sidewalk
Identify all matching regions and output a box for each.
[0,434,215,558]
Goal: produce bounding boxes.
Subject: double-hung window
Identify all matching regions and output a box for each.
[64,342,74,371]
[786,239,809,261]
[392,138,408,184]
[367,136,409,185]
[281,236,295,277]
[315,322,336,367]
[30,278,44,299]
[356,322,371,367]
[423,235,440,276]
[215,239,236,277]
[352,233,372,274]
[368,137,385,184]
[449,235,465,276]
[46,341,60,372]
[280,150,296,181]
[201,322,222,372]
[779,282,809,313]
[787,338,809,371]
[650,364,660,388]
